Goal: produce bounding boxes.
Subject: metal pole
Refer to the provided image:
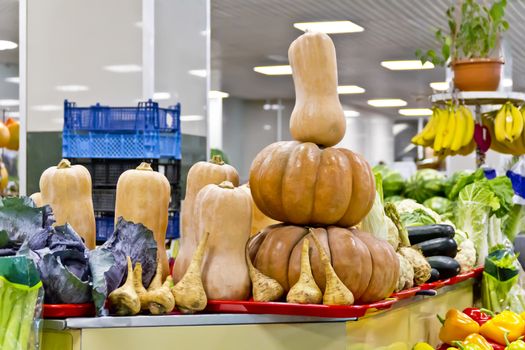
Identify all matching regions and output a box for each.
[474,104,485,168]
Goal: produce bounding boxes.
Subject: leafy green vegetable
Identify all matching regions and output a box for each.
[385,195,405,203]
[0,197,50,244]
[446,169,484,200]
[373,165,405,197]
[504,204,525,242]
[399,209,437,227]
[423,196,453,215]
[486,175,514,218]
[404,169,446,203]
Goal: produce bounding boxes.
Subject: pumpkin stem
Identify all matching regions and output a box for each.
[219,181,235,189]
[57,159,71,169]
[210,155,225,165]
[136,162,153,171]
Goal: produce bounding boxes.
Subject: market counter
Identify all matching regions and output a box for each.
[42,280,475,350]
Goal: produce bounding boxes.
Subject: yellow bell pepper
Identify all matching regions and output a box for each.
[462,333,493,350]
[480,310,525,345]
[438,309,480,344]
[412,343,434,350]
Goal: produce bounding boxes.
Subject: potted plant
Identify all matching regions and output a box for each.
[417,0,509,91]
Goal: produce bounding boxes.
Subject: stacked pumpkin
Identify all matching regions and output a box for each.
[246,31,400,305]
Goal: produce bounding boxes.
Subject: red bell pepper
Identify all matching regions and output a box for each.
[437,341,505,350]
[463,308,492,326]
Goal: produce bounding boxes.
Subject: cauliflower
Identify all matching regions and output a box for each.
[395,253,414,292]
[395,199,442,223]
[455,239,477,273]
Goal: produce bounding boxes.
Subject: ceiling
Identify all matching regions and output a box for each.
[0,0,18,65]
[211,0,525,112]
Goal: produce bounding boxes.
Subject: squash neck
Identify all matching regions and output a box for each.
[210,155,225,165]
[136,162,153,171]
[57,159,71,169]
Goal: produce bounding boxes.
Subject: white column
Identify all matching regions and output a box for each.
[208,96,223,150]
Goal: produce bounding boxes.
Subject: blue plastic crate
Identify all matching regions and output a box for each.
[96,212,180,241]
[62,99,181,159]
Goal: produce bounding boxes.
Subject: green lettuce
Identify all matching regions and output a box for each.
[446,169,485,200]
[423,196,453,215]
[373,165,405,197]
[399,209,437,227]
[404,169,446,203]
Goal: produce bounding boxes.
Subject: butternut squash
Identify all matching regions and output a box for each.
[30,192,43,207]
[0,121,10,148]
[5,118,19,151]
[249,141,375,226]
[115,162,171,278]
[173,155,239,282]
[288,31,346,147]
[195,181,252,300]
[239,183,279,235]
[40,159,96,249]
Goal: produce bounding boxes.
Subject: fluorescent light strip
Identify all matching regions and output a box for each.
[381,60,434,70]
[189,69,207,78]
[399,108,433,116]
[337,85,365,94]
[253,65,292,75]
[7,111,19,118]
[32,105,62,112]
[55,85,89,92]
[0,99,19,107]
[293,21,364,34]
[180,115,204,122]
[104,64,142,73]
[0,40,17,51]
[368,99,407,107]
[208,90,229,98]
[344,110,360,117]
[430,82,449,91]
[153,92,171,100]
[5,77,19,84]
[503,78,513,87]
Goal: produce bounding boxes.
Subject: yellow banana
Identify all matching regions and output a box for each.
[484,114,513,154]
[433,106,450,152]
[458,138,476,156]
[510,104,524,141]
[505,103,514,141]
[442,107,457,150]
[421,108,439,142]
[460,105,475,147]
[451,106,467,151]
[494,104,508,143]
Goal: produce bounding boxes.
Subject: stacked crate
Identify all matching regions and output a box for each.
[62,99,181,241]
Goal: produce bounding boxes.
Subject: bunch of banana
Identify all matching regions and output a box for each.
[411,105,475,157]
[494,102,524,143]
[483,104,525,156]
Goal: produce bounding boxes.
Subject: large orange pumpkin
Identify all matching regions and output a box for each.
[249,141,375,227]
[248,225,399,303]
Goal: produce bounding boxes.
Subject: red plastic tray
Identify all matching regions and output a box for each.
[443,266,484,286]
[390,287,420,300]
[43,303,95,318]
[205,298,398,318]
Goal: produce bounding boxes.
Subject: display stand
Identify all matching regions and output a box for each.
[42,280,474,350]
[431,91,525,167]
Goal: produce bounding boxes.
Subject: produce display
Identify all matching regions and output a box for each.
[239,183,279,235]
[482,105,525,156]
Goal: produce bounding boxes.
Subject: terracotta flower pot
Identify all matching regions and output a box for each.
[452,58,504,91]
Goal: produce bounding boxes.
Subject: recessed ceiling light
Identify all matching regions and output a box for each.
[503,78,513,87]
[135,21,143,28]
[55,85,89,92]
[368,99,407,107]
[381,60,434,70]
[189,69,207,78]
[180,115,204,122]
[344,110,360,118]
[32,105,62,112]
[208,90,229,98]
[293,21,364,34]
[153,92,171,100]
[263,124,272,130]
[0,99,19,107]
[430,81,449,91]
[253,65,292,75]
[103,64,142,73]
[399,108,433,116]
[0,40,17,51]
[337,85,365,94]
[5,77,19,84]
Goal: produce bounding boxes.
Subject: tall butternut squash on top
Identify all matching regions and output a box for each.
[172,155,239,282]
[40,159,96,249]
[115,162,171,277]
[288,31,346,147]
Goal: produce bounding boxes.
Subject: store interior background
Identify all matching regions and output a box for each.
[2,0,525,193]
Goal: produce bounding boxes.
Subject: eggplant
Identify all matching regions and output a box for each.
[413,237,457,258]
[426,256,461,279]
[427,268,440,282]
[408,224,455,245]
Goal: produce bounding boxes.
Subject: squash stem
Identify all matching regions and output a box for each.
[136,162,153,171]
[218,181,234,189]
[210,155,224,165]
[57,159,71,169]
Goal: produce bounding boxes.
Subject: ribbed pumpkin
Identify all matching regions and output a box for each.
[40,159,96,249]
[5,118,19,151]
[248,225,399,303]
[115,162,171,277]
[239,183,279,235]
[249,141,375,227]
[0,122,10,148]
[195,181,252,300]
[0,162,8,192]
[173,155,239,282]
